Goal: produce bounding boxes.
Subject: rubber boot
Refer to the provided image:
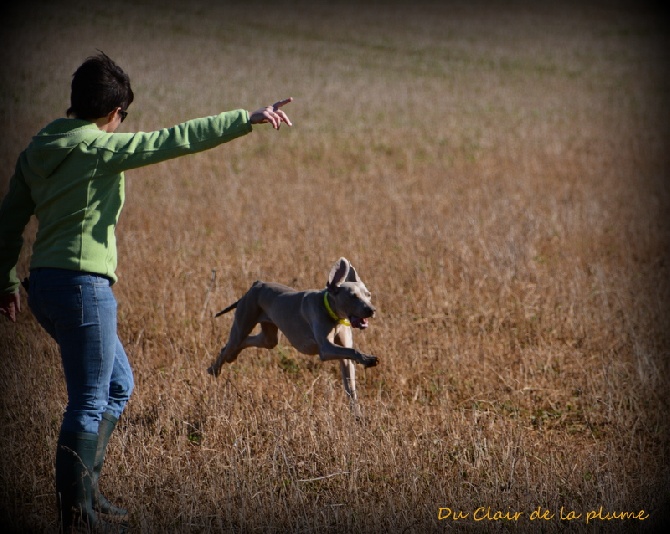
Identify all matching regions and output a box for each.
[55,430,102,532]
[92,413,128,519]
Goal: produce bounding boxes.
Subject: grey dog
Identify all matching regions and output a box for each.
[208,257,378,414]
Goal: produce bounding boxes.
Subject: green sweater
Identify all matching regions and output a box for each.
[0,110,252,292]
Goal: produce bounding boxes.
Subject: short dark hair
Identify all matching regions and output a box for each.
[67,51,134,120]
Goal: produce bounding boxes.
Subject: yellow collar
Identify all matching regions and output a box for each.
[324,292,351,326]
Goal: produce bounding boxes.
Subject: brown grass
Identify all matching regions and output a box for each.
[1,0,669,532]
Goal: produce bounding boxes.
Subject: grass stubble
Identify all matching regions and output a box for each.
[1,1,668,532]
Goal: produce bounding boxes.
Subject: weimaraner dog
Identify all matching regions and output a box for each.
[208,257,378,415]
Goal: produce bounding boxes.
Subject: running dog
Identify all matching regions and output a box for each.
[208,257,378,415]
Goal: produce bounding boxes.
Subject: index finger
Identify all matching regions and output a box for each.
[273,97,293,110]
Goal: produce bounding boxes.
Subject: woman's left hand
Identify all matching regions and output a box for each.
[0,291,21,323]
[250,97,293,129]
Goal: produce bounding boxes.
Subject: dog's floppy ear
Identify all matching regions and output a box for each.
[345,264,361,283]
[327,257,350,291]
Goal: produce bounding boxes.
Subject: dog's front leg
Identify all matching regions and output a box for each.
[313,322,378,366]
[339,359,363,418]
[317,341,378,368]
[335,327,360,411]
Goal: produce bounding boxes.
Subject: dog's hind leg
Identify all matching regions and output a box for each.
[239,321,279,351]
[208,291,265,376]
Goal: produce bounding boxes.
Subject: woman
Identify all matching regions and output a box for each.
[0,51,292,531]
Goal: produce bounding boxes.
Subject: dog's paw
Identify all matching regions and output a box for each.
[358,352,378,368]
[207,365,219,377]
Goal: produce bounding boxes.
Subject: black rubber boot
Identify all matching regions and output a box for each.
[92,413,128,519]
[55,430,101,532]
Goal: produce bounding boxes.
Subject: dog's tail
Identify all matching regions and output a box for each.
[215,300,239,318]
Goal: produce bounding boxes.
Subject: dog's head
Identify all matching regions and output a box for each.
[326,257,376,329]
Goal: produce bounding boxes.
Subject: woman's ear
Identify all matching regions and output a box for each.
[108,107,121,123]
[98,108,121,132]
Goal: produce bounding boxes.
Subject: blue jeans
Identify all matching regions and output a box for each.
[28,268,134,434]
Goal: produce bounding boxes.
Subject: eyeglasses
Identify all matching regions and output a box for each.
[118,109,128,123]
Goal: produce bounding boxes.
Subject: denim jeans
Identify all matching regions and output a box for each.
[28,268,134,434]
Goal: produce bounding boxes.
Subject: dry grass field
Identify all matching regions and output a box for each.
[1,0,668,532]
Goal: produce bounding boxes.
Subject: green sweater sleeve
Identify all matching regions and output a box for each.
[0,156,35,293]
[93,109,252,173]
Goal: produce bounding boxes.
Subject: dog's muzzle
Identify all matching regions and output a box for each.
[350,316,368,329]
[349,307,375,329]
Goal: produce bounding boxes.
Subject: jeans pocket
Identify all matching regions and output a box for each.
[40,285,84,330]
